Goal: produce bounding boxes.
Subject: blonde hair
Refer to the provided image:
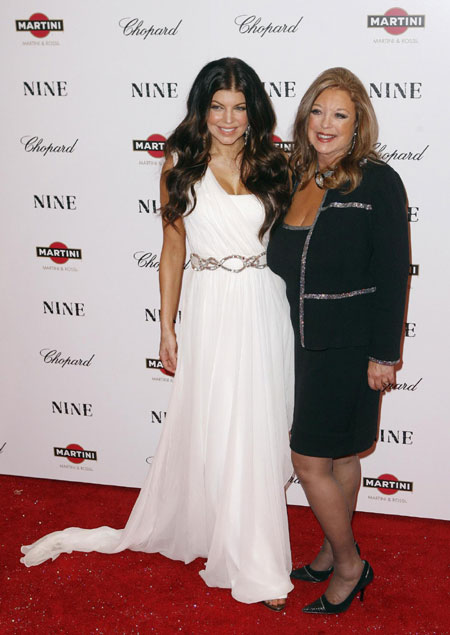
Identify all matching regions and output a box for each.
[290,67,379,191]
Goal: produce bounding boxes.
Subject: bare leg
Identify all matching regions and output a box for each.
[309,454,361,571]
[292,452,363,604]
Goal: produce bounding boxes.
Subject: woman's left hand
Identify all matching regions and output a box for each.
[367,360,395,391]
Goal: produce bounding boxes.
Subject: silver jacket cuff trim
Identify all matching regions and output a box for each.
[368,356,399,366]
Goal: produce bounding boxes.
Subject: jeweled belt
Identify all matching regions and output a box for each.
[190,252,267,273]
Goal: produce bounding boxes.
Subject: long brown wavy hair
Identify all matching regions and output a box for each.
[290,67,379,192]
[161,57,290,240]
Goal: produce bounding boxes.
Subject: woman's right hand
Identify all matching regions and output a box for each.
[160,330,178,374]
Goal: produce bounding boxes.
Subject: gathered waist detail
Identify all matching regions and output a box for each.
[191,252,267,273]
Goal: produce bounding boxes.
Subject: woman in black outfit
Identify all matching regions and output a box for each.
[267,67,409,614]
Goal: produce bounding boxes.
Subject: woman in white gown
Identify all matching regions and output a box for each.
[21,58,295,609]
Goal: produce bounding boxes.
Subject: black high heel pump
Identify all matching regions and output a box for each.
[291,542,360,583]
[291,563,332,583]
[302,560,373,614]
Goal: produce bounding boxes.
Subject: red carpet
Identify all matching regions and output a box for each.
[1,474,449,634]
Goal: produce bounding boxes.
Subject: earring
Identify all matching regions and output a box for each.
[244,125,250,145]
[348,130,357,155]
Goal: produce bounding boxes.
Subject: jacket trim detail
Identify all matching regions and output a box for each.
[322,201,373,211]
[304,286,376,300]
[368,356,399,366]
[299,191,329,347]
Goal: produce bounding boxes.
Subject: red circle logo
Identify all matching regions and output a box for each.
[66,443,85,464]
[146,134,166,158]
[384,7,409,35]
[49,241,69,264]
[376,473,399,494]
[160,367,174,377]
[29,13,50,38]
[272,134,282,144]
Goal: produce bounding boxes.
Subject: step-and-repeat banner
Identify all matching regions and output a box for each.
[1,1,449,521]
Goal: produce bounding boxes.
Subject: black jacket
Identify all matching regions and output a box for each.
[298,159,409,364]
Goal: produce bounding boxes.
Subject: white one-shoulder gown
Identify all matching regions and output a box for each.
[21,168,295,604]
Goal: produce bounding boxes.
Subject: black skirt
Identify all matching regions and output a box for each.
[290,344,380,458]
[267,223,380,459]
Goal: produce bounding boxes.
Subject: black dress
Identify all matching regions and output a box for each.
[267,222,380,458]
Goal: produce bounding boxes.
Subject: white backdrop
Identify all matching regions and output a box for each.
[1,0,449,521]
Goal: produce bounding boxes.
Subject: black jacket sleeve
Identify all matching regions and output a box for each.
[368,165,410,364]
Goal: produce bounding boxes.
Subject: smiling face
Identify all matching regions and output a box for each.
[206,89,248,150]
[307,87,357,169]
